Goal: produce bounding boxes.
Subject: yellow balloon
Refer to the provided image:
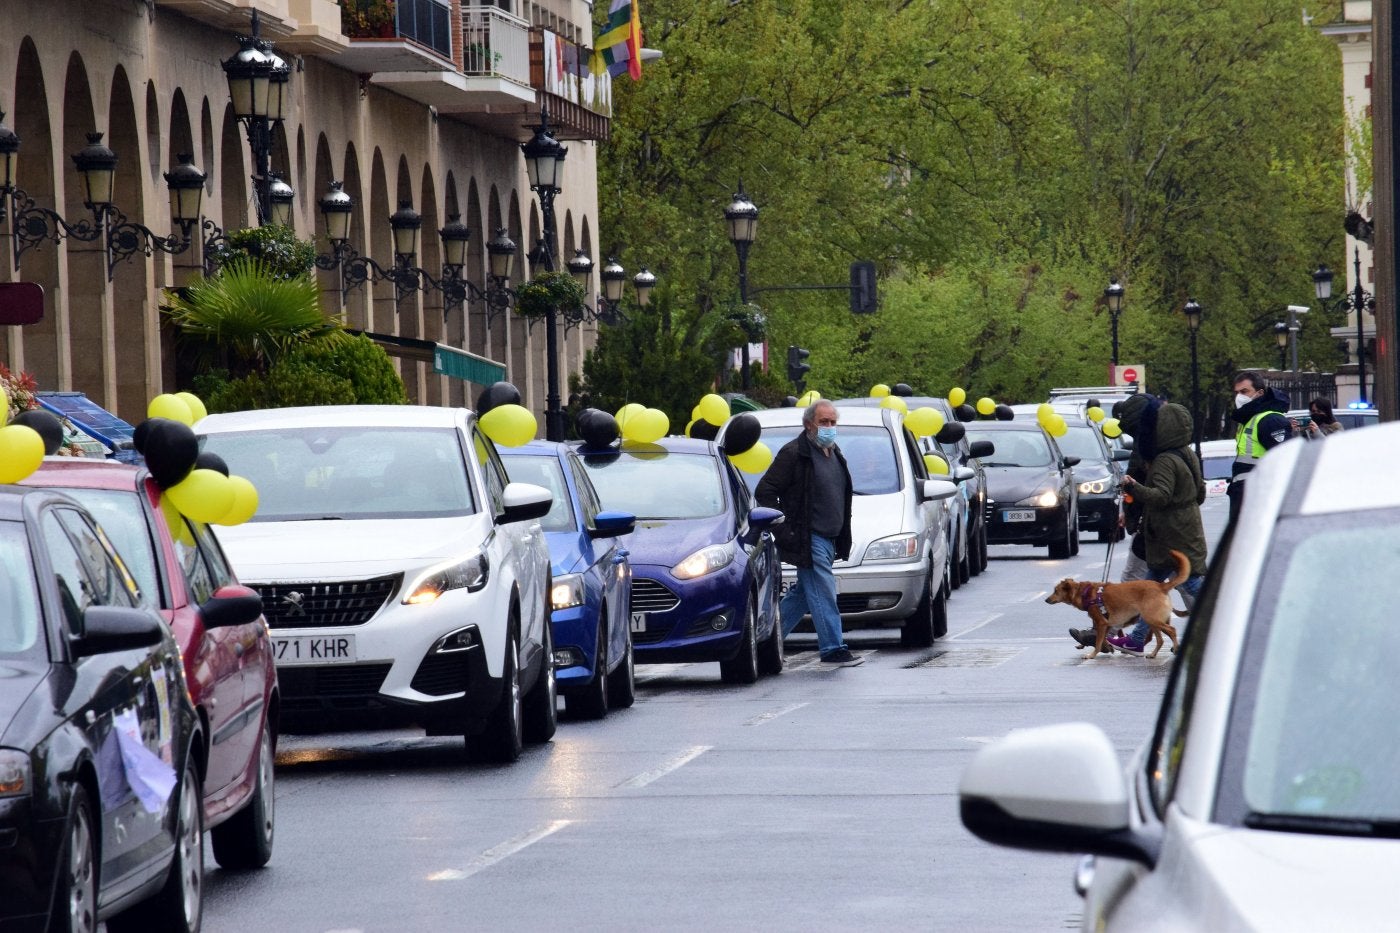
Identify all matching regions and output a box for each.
[880,395,908,414]
[797,390,822,407]
[148,393,193,425]
[729,441,774,474]
[699,394,729,426]
[923,453,950,475]
[948,387,967,407]
[479,404,538,447]
[216,475,260,526]
[1036,403,1054,420]
[870,383,891,398]
[1038,408,1057,429]
[1101,417,1123,439]
[976,397,996,416]
[0,425,45,483]
[1086,406,1105,423]
[167,468,236,524]
[176,392,208,424]
[905,407,945,437]
[160,493,195,546]
[684,419,696,437]
[691,405,703,423]
[624,407,669,444]
[1046,414,1069,437]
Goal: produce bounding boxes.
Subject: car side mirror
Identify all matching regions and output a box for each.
[741,506,784,546]
[71,605,165,657]
[968,440,995,459]
[920,479,958,502]
[499,482,552,525]
[1063,456,1081,468]
[1111,449,1131,462]
[201,584,264,629]
[953,466,976,484]
[589,510,636,539]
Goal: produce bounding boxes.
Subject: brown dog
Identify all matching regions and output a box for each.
[1045,550,1191,659]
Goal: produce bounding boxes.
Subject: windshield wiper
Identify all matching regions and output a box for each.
[1244,811,1400,838]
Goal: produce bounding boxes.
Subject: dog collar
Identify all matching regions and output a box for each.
[1078,582,1107,616]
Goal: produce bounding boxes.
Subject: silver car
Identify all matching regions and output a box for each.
[959,422,1400,930]
[737,407,958,646]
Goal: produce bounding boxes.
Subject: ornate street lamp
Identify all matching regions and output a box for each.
[266,174,295,228]
[1313,256,1374,405]
[634,267,656,307]
[519,109,570,441]
[724,181,760,388]
[1104,277,1125,367]
[223,12,287,226]
[1183,298,1202,459]
[1274,321,1290,371]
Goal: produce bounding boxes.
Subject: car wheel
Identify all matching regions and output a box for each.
[978,522,989,572]
[565,620,609,720]
[522,621,557,743]
[50,784,97,933]
[210,717,276,869]
[469,630,523,763]
[110,756,203,933]
[606,630,637,709]
[1048,516,1072,559]
[900,561,937,648]
[757,594,785,676]
[932,578,949,639]
[719,597,759,684]
[1070,525,1081,556]
[957,532,971,585]
[948,533,962,591]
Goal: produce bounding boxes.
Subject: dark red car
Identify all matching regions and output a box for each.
[23,459,279,869]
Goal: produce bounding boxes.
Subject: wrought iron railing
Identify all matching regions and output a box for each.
[462,5,531,84]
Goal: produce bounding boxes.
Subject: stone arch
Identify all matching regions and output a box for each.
[144,81,161,184]
[199,98,215,205]
[366,147,392,335]
[341,141,367,330]
[106,63,150,419]
[295,125,307,228]
[219,101,249,230]
[61,52,104,407]
[505,188,534,412]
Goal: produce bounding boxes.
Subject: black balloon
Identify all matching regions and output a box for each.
[475,381,522,417]
[722,413,761,455]
[132,417,161,454]
[781,396,798,408]
[956,403,976,422]
[935,421,966,444]
[578,409,619,449]
[893,383,914,397]
[1086,398,1101,409]
[142,419,200,489]
[689,419,720,441]
[195,450,229,477]
[12,410,64,456]
[994,404,1015,421]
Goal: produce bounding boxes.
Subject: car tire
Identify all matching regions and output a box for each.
[719,598,760,684]
[1070,525,1081,556]
[50,784,97,933]
[978,522,989,572]
[932,578,949,639]
[757,595,785,676]
[109,756,203,933]
[210,717,275,869]
[469,630,523,763]
[522,620,557,743]
[900,562,938,648]
[1048,517,1072,559]
[606,631,637,709]
[957,532,971,585]
[565,621,609,721]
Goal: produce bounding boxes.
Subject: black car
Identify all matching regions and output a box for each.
[962,421,1080,559]
[0,487,204,932]
[1012,404,1129,543]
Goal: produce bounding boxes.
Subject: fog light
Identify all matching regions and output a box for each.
[868,595,899,610]
[710,611,732,632]
[553,648,582,668]
[432,627,477,654]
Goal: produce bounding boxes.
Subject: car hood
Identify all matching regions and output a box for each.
[215,516,494,581]
[543,530,589,575]
[0,662,46,745]
[621,514,734,567]
[841,491,913,567]
[982,466,1062,502]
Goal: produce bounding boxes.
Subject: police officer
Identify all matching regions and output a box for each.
[1227,370,1291,522]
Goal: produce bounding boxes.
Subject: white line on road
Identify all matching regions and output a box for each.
[946,612,1003,641]
[426,820,572,882]
[1019,590,1047,603]
[616,745,712,789]
[744,702,809,726]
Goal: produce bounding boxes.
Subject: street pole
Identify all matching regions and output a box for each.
[737,239,752,389]
[1354,246,1369,404]
[1110,310,1120,368]
[541,188,563,441]
[725,183,759,391]
[1190,327,1201,460]
[1290,308,1299,374]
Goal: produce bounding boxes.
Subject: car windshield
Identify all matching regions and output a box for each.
[740,425,901,495]
[500,455,575,532]
[53,488,161,607]
[968,430,1052,467]
[578,451,726,520]
[1202,456,1233,481]
[1056,426,1107,462]
[205,427,476,520]
[1234,511,1400,826]
[0,522,43,657]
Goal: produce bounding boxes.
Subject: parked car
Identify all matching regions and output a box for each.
[963,421,1080,559]
[500,442,637,719]
[960,423,1400,931]
[22,458,277,869]
[738,407,960,647]
[1011,403,1128,542]
[571,437,785,683]
[198,405,555,764]
[1286,405,1379,436]
[1198,439,1235,497]
[0,486,204,932]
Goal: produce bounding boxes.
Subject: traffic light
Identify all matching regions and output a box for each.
[786,346,811,384]
[849,260,878,314]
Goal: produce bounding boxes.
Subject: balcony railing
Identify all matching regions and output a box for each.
[462,5,531,85]
[340,0,452,60]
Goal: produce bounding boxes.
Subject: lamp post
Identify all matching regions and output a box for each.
[521,111,567,441]
[1104,277,1125,368]
[1184,298,1202,459]
[1273,322,1290,371]
[724,182,759,389]
[222,11,289,226]
[1313,249,1374,405]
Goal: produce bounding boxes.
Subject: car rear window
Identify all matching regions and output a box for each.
[578,450,726,519]
[0,522,43,656]
[500,455,576,532]
[967,429,1053,468]
[740,425,901,495]
[1055,426,1107,462]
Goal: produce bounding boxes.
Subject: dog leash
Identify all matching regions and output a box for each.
[1101,494,1123,583]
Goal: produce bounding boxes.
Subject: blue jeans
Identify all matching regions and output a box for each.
[1127,567,1203,645]
[780,534,847,655]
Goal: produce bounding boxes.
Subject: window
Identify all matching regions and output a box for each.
[474,428,509,514]
[43,513,93,631]
[54,510,137,609]
[55,487,163,608]
[0,523,43,656]
[172,516,217,606]
[499,454,575,532]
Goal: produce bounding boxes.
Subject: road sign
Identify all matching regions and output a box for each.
[1111,364,1145,388]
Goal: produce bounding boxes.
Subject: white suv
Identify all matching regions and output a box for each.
[199,405,555,763]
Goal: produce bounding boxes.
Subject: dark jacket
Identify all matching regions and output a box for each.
[754,431,853,568]
[1128,401,1208,575]
[1230,388,1291,477]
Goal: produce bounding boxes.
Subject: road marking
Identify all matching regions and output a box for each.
[962,736,994,744]
[616,745,712,789]
[946,612,1003,641]
[426,820,572,881]
[744,702,809,726]
[1019,590,1047,603]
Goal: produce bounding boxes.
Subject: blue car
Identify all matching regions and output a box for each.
[501,442,637,719]
[570,438,785,684]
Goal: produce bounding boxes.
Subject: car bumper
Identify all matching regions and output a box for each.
[627,563,748,663]
[985,503,1067,545]
[1076,495,1119,531]
[0,801,60,927]
[550,603,601,691]
[781,559,926,627]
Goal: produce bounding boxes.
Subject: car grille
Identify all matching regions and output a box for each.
[631,578,680,613]
[258,575,402,629]
[837,594,874,613]
[277,663,392,710]
[411,652,469,697]
[632,617,676,645]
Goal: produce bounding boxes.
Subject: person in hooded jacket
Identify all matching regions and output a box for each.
[1104,394,1209,656]
[1227,370,1291,522]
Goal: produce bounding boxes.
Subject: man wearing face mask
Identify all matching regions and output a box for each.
[756,400,857,663]
[1227,370,1291,522]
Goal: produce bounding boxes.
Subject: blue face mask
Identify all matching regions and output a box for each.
[815,426,838,447]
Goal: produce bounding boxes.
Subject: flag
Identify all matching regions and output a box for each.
[592,0,642,81]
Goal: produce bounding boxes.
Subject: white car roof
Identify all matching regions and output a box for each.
[1300,421,1400,513]
[749,406,893,428]
[1198,439,1237,457]
[197,405,470,432]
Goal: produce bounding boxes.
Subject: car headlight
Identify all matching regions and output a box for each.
[403,550,489,605]
[865,533,919,562]
[0,749,31,799]
[1078,479,1108,495]
[672,541,736,580]
[551,573,585,611]
[1017,489,1060,508]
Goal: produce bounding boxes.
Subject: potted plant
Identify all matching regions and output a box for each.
[515,270,588,323]
[339,0,396,39]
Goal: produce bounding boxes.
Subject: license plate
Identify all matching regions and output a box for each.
[272,634,357,665]
[630,613,648,633]
[1002,509,1037,522]
[780,578,796,596]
